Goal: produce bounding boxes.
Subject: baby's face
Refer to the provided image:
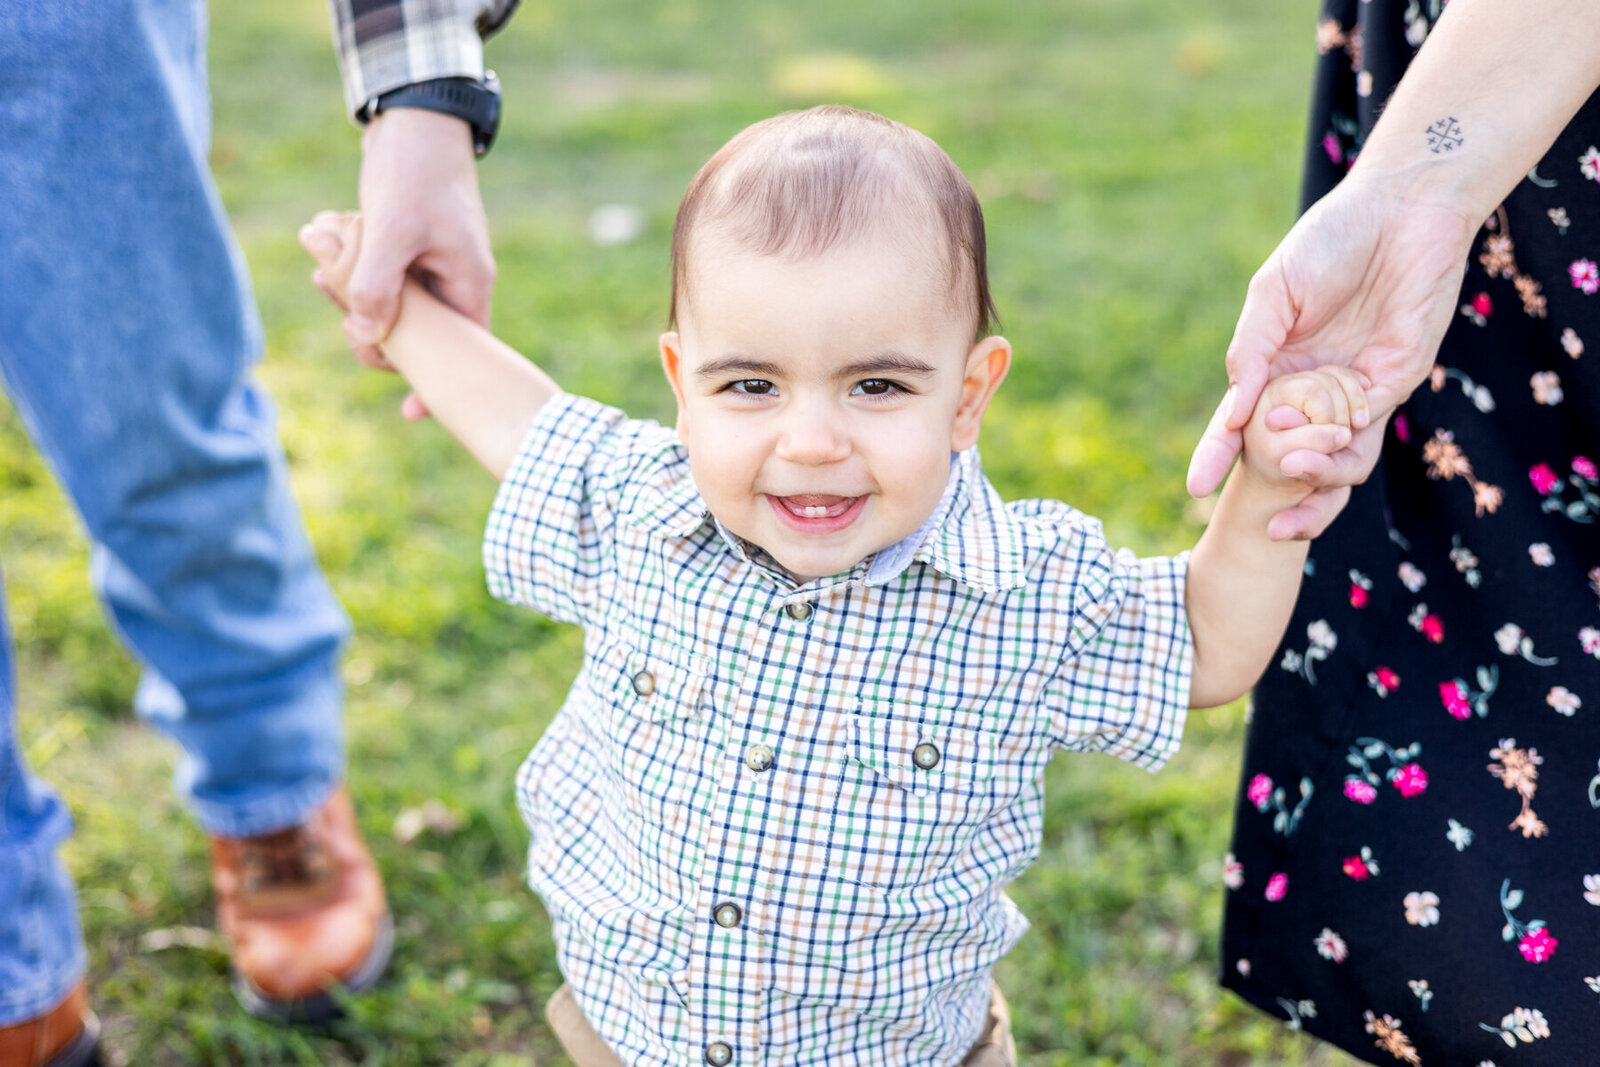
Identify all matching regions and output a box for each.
[662,235,1008,583]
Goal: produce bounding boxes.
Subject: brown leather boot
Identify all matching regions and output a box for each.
[0,981,99,1067]
[210,786,392,1022]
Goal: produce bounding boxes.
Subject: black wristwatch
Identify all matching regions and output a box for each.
[360,70,502,157]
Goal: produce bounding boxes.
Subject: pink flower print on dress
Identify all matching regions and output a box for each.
[1323,132,1343,165]
[1571,259,1600,294]
[1264,873,1288,902]
[1574,456,1597,480]
[1247,773,1274,811]
[1518,928,1558,963]
[1393,413,1410,442]
[1530,464,1560,494]
[1499,880,1557,963]
[1343,854,1373,880]
[1344,778,1379,804]
[1420,614,1444,643]
[1368,666,1400,696]
[1440,666,1498,720]
[1460,291,1493,326]
[1394,763,1429,797]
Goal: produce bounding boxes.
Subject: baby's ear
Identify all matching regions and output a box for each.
[951,335,1011,451]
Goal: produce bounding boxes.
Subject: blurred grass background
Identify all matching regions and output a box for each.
[0,0,1364,1063]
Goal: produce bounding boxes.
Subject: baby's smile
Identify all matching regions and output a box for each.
[768,493,867,533]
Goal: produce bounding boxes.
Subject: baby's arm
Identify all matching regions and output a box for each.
[301,212,558,478]
[1184,367,1367,707]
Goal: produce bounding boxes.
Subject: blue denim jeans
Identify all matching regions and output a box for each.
[0,0,351,1023]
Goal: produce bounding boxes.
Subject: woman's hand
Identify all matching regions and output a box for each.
[1187,173,1479,538]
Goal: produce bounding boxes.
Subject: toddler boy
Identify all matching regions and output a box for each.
[302,105,1363,1066]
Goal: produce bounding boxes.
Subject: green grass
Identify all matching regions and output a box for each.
[2,0,1363,1062]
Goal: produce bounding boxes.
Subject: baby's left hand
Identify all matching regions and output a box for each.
[1240,365,1370,538]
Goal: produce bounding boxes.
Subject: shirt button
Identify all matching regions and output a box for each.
[912,742,942,770]
[744,744,775,773]
[704,1042,734,1065]
[713,902,743,928]
[631,670,655,697]
[784,601,813,621]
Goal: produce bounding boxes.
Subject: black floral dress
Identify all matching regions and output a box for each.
[1220,2,1600,1064]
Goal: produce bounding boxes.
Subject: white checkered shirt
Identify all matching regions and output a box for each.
[484,394,1191,1066]
[328,0,520,119]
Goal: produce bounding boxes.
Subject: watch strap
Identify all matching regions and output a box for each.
[363,71,501,157]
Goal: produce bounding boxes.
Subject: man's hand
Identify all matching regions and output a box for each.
[348,107,496,419]
[1187,174,1479,536]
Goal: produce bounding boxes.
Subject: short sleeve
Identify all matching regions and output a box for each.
[1041,530,1192,771]
[482,393,661,627]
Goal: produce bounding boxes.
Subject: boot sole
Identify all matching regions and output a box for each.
[232,910,395,1024]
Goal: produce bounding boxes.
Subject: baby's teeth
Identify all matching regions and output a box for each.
[803,505,827,517]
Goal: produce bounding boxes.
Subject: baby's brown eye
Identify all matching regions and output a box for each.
[733,380,774,395]
[857,379,892,395]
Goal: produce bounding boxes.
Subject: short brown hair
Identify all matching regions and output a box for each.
[668,105,999,338]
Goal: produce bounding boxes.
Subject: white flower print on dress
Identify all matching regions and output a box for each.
[1315,928,1348,962]
[1581,627,1600,658]
[1562,326,1584,357]
[1584,874,1600,907]
[1404,890,1441,926]
[1446,819,1474,851]
[1398,561,1426,591]
[1222,852,1244,890]
[1276,997,1317,1031]
[1530,370,1563,405]
[1449,536,1482,587]
[1408,979,1432,1012]
[1528,542,1555,566]
[1582,146,1600,181]
[1494,623,1558,665]
[1546,686,1581,716]
[1281,619,1338,682]
[1479,1006,1550,1048]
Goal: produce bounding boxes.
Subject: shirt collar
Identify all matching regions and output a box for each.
[623,444,1030,592]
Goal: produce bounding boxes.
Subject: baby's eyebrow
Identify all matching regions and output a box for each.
[696,355,784,380]
[834,353,938,379]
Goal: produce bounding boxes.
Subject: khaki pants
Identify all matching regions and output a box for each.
[545,982,1017,1066]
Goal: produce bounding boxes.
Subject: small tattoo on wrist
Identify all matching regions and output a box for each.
[1425,117,1464,154]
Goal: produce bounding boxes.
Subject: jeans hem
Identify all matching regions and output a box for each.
[188,776,342,839]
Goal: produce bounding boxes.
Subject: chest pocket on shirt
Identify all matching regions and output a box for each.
[833,707,998,891]
[587,633,712,838]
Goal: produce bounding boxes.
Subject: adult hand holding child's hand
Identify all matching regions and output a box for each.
[1187,175,1479,539]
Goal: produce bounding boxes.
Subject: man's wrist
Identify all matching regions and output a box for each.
[358,72,502,157]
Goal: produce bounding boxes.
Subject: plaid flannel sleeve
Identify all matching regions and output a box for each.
[328,0,521,119]
[482,393,640,628]
[1041,526,1193,771]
